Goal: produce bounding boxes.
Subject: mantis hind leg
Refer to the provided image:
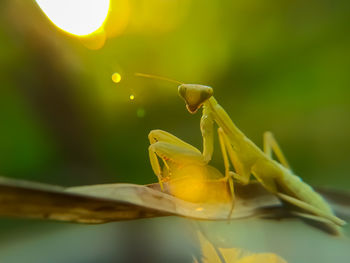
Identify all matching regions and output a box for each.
[291,211,342,235]
[277,193,346,226]
[291,211,338,225]
[263,131,291,169]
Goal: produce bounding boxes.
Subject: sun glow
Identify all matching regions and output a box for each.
[36,0,110,36]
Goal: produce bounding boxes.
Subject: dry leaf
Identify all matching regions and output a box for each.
[0,176,282,223]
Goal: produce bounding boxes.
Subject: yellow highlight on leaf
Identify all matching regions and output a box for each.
[167,164,231,204]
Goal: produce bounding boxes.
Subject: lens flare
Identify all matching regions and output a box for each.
[112,73,122,83]
[35,0,110,36]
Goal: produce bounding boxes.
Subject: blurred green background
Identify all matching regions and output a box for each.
[1,0,349,189]
[0,0,349,262]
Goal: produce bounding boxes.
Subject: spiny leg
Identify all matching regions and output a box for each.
[148,145,165,190]
[217,128,236,217]
[263,131,290,169]
[277,193,346,226]
[148,130,207,190]
[218,128,251,185]
[149,130,181,191]
[291,211,337,226]
[149,129,202,154]
[217,128,230,178]
[149,141,205,165]
[261,133,345,225]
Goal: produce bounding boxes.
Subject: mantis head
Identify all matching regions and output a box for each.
[178,84,213,113]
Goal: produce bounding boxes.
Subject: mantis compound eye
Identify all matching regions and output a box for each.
[178,84,213,113]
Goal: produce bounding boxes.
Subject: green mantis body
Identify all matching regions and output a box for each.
[140,73,345,227]
[177,83,345,227]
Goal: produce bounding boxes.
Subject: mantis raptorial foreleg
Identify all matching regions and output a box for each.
[148,146,164,189]
[148,130,206,189]
[148,129,237,213]
[263,131,290,169]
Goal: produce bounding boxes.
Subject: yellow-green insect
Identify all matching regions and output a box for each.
[138,73,346,227]
[148,129,232,205]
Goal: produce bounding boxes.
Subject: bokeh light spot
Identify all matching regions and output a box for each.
[129,95,135,100]
[36,0,110,36]
[112,73,122,83]
[136,108,146,118]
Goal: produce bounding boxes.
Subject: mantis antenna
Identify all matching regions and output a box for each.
[135,72,184,85]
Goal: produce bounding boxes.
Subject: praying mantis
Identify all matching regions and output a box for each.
[148,129,232,204]
[138,73,346,227]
